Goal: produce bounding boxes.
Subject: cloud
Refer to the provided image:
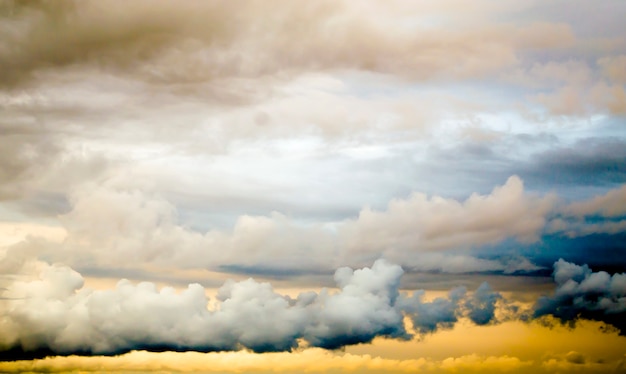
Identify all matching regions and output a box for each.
[563,184,626,218]
[0,260,406,356]
[402,254,543,275]
[398,287,466,334]
[502,56,626,117]
[341,175,554,259]
[0,349,535,373]
[598,55,626,83]
[398,282,503,334]
[439,354,531,373]
[0,0,577,90]
[0,101,114,203]
[548,218,626,238]
[541,351,621,372]
[533,259,626,334]
[546,183,626,239]
[523,138,626,188]
[465,282,501,325]
[41,176,549,276]
[528,68,626,117]
[0,259,517,358]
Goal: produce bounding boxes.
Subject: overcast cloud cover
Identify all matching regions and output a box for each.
[1,0,626,372]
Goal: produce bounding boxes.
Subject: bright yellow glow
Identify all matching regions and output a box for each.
[1,319,624,373]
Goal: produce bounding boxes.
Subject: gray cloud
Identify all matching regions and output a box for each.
[545,183,626,239]
[534,259,626,334]
[524,138,626,188]
[398,287,466,334]
[398,282,503,334]
[0,0,575,90]
[0,1,622,232]
[465,282,501,325]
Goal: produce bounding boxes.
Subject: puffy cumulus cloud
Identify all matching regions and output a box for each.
[0,260,405,356]
[342,175,554,258]
[57,183,205,266]
[465,283,502,326]
[55,182,337,272]
[44,176,548,275]
[534,259,626,334]
[0,349,536,373]
[0,259,516,358]
[399,287,466,334]
[398,282,503,335]
[303,260,407,349]
[0,0,576,89]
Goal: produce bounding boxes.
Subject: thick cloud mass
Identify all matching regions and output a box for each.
[0,0,574,89]
[45,176,550,274]
[534,259,626,334]
[0,260,507,358]
[465,282,502,326]
[398,287,466,334]
[398,282,502,334]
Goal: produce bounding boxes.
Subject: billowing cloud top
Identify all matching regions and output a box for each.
[2,258,623,359]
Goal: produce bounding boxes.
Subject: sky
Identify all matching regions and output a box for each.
[1,0,626,373]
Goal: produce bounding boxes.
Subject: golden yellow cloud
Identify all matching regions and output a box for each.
[1,319,624,373]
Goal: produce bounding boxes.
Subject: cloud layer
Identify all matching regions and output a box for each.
[0,260,505,357]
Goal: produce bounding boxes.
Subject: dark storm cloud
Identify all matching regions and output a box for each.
[534,259,626,334]
[398,282,502,334]
[471,232,626,278]
[465,282,501,325]
[398,287,466,334]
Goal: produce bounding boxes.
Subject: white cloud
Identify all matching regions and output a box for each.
[38,176,549,275]
[0,260,408,354]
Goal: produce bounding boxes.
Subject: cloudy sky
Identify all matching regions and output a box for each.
[1,0,626,372]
